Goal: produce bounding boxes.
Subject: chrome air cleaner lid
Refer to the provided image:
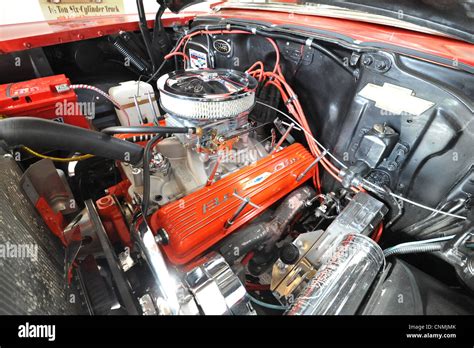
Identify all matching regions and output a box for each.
[157,69,257,120]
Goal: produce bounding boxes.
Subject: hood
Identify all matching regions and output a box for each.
[169,0,474,43]
[310,0,474,43]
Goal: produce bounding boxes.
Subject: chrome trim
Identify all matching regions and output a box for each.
[287,233,384,315]
[157,69,257,102]
[184,252,255,315]
[135,220,181,315]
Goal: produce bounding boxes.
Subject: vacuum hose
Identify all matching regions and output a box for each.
[0,117,144,165]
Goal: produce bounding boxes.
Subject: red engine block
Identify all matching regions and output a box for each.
[150,143,316,265]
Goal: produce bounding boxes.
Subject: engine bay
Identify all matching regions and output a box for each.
[0,8,473,317]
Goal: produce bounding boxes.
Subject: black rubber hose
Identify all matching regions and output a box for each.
[101,126,195,135]
[220,186,315,264]
[0,117,144,165]
[220,223,269,264]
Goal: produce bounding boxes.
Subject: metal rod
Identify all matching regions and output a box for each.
[296,149,328,182]
[233,192,260,209]
[225,197,250,228]
[202,119,228,129]
[146,91,158,122]
[223,122,272,141]
[270,128,276,149]
[133,95,144,124]
[271,123,294,154]
[206,156,222,186]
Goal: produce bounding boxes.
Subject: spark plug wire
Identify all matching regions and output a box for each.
[162,27,466,220]
[69,84,131,126]
[372,222,384,243]
[163,51,189,61]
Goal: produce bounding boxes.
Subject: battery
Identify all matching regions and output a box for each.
[0,74,90,129]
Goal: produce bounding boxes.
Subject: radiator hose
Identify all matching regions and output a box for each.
[220,186,315,264]
[0,117,144,165]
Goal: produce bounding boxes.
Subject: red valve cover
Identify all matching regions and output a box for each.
[150,143,316,265]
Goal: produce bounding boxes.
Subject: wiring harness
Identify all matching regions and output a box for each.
[148,22,467,222]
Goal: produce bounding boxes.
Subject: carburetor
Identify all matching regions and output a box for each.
[121,69,268,206]
[158,69,258,152]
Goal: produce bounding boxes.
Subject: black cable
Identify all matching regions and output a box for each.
[136,0,157,72]
[151,1,172,64]
[142,134,163,216]
[146,58,167,83]
[101,126,195,135]
[206,34,215,68]
[253,28,356,76]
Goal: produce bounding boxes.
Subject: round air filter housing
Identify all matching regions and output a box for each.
[157,69,257,120]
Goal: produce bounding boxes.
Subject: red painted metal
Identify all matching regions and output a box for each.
[0,74,91,128]
[0,7,472,68]
[150,143,316,265]
[207,8,474,68]
[96,195,131,247]
[106,179,131,200]
[35,196,66,244]
[0,13,198,54]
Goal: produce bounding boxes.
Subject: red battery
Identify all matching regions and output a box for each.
[0,74,91,129]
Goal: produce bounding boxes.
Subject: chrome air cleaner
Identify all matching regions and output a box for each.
[157,69,257,120]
